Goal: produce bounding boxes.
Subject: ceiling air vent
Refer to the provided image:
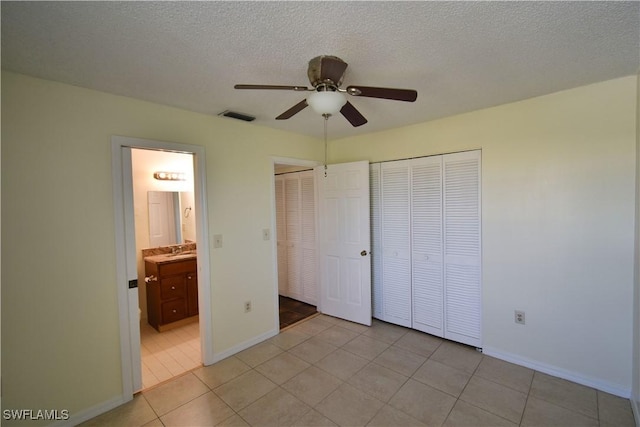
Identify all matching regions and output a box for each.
[218,110,256,122]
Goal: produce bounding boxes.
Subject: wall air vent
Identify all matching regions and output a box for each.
[218,110,256,122]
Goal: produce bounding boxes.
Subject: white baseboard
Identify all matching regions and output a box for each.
[52,395,128,427]
[58,328,280,426]
[208,327,279,365]
[482,346,631,399]
[631,396,640,427]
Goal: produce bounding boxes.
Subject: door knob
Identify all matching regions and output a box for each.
[360,250,368,256]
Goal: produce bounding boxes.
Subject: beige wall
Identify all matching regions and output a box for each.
[331,76,637,396]
[1,71,322,422]
[2,70,637,423]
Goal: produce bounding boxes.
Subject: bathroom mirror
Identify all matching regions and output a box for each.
[147,191,195,246]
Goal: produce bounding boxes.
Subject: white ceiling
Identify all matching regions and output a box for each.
[2,1,638,140]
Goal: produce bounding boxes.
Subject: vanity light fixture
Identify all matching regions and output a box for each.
[153,171,186,181]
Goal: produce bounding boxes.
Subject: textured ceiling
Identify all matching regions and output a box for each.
[2,1,639,140]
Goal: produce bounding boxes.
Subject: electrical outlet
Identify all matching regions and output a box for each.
[213,234,223,248]
[515,310,526,325]
[262,228,270,241]
[244,301,252,313]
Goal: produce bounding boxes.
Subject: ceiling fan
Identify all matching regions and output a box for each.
[234,55,418,127]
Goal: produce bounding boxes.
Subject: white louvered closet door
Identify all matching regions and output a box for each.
[285,176,303,300]
[381,161,412,327]
[411,156,444,336]
[299,171,317,305]
[443,150,482,348]
[370,164,383,320]
[275,177,288,295]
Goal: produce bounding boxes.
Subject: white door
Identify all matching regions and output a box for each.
[316,161,371,325]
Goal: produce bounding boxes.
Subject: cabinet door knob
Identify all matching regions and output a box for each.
[171,286,176,290]
[360,250,368,256]
[187,275,192,279]
[172,309,177,313]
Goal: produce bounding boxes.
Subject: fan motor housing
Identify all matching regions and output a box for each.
[308,55,346,88]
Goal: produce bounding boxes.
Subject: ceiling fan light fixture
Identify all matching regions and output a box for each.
[307,91,347,116]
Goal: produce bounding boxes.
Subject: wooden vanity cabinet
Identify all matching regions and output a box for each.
[145,258,198,331]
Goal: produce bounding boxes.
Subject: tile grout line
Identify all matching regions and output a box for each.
[518,363,536,426]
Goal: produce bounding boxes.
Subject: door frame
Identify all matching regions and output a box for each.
[271,156,322,328]
[112,135,213,399]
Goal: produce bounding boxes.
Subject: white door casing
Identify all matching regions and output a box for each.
[316,161,372,326]
[112,136,213,400]
[121,146,143,392]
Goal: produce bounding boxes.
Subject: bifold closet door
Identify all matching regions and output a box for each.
[370,164,383,320]
[370,150,482,347]
[411,156,444,336]
[285,176,303,299]
[443,151,482,348]
[299,172,317,306]
[275,177,288,295]
[380,161,412,327]
[275,171,317,306]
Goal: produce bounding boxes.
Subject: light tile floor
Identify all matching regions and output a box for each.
[140,320,201,390]
[85,315,635,426]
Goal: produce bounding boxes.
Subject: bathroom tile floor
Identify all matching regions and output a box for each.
[85,315,635,426]
[140,320,201,390]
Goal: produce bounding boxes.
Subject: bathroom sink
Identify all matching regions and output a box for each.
[165,252,196,259]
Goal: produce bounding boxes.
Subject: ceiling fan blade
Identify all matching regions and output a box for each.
[340,101,368,127]
[346,85,417,102]
[320,56,348,84]
[235,84,310,91]
[276,99,308,120]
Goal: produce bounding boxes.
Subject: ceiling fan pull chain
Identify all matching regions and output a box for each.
[323,114,329,177]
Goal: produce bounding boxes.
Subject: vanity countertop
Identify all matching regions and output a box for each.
[144,252,197,264]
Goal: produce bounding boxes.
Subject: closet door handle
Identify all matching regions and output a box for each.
[360,250,368,256]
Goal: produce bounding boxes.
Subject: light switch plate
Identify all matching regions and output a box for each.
[213,234,223,248]
[262,228,270,241]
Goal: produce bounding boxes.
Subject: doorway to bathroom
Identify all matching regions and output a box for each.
[131,148,201,390]
[112,136,213,398]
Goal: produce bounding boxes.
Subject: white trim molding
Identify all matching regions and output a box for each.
[111,135,214,404]
[483,346,632,399]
